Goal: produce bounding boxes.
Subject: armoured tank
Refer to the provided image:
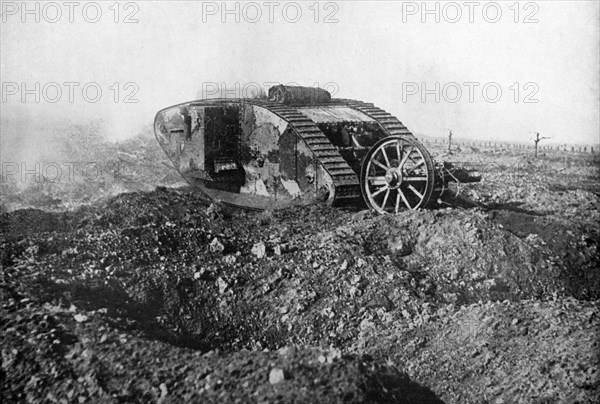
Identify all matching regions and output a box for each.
[154,85,479,213]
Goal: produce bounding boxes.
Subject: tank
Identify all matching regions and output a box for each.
[154,85,480,213]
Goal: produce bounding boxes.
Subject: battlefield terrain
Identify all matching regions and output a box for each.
[1,129,599,403]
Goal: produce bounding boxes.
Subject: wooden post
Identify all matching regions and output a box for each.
[533,132,550,158]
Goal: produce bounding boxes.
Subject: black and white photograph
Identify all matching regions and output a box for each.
[1,1,599,402]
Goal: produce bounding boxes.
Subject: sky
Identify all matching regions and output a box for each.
[1,0,599,150]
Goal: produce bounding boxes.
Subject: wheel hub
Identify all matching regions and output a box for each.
[385,168,403,189]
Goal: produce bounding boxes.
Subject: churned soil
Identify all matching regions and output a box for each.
[1,147,599,403]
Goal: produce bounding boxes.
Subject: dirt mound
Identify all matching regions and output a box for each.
[362,298,599,404]
[2,184,598,403]
[0,301,443,403]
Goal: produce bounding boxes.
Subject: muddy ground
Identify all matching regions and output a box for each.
[1,139,599,403]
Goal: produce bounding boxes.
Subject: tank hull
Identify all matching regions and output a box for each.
[153,88,440,211]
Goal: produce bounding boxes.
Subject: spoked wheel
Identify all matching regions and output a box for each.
[360,136,436,214]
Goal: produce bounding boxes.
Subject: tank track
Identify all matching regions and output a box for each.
[262,102,361,201]
[339,99,415,138]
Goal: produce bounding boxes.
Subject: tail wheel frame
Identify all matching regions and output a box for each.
[360,136,436,214]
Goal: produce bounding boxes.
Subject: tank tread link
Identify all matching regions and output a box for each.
[254,100,362,201]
